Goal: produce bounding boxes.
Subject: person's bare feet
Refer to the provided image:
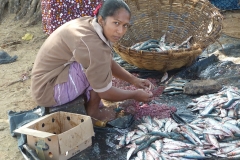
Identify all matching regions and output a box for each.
[87,107,116,122]
[85,90,116,122]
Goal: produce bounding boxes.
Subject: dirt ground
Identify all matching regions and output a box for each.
[0,10,240,160]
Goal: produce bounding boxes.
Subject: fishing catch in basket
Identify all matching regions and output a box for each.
[130,34,193,52]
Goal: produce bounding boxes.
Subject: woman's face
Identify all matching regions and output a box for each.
[99,8,131,43]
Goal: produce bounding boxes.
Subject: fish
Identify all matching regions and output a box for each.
[131,34,191,53]
[137,124,148,133]
[148,131,170,138]
[180,126,203,145]
[205,118,234,137]
[208,134,220,148]
[146,151,154,160]
[134,135,150,145]
[116,134,126,149]
[227,147,240,156]
[223,122,240,134]
[127,145,136,160]
[116,87,240,159]
[133,136,159,155]
[200,101,215,116]
[161,72,168,82]
[154,139,163,153]
[137,150,146,160]
[220,144,239,154]
[126,130,137,144]
[148,147,160,160]
[169,150,210,159]
[142,123,153,132]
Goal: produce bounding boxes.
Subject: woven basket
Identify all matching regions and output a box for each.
[113,0,223,72]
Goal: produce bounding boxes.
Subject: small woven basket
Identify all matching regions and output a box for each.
[113,0,223,71]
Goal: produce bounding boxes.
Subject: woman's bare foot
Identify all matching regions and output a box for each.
[88,107,116,122]
[85,90,116,122]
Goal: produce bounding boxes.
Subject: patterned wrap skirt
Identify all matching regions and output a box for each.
[53,62,103,107]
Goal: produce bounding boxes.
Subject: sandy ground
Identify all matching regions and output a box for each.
[0,10,240,160]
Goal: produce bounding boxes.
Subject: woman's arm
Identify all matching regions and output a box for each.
[98,86,151,102]
[97,60,155,102]
[111,59,136,84]
[111,59,155,89]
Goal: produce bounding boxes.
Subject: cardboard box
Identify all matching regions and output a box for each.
[14,111,94,160]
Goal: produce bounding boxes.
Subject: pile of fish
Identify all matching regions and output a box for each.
[188,86,240,118]
[163,78,189,95]
[130,34,192,52]
[116,86,240,160]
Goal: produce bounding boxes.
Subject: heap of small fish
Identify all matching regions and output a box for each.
[130,34,192,52]
[116,116,240,160]
[163,78,189,95]
[116,86,240,160]
[187,86,240,118]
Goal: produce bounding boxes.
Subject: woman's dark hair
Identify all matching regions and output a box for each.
[97,0,131,20]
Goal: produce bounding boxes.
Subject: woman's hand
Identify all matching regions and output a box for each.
[134,89,153,103]
[132,77,155,90]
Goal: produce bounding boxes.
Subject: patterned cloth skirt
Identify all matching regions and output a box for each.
[53,62,103,107]
[41,0,101,35]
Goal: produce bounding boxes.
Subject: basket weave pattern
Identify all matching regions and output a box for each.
[113,0,223,71]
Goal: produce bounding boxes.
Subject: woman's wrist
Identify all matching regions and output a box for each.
[130,89,139,100]
[129,75,138,85]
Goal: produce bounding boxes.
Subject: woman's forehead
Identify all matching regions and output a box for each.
[111,8,131,22]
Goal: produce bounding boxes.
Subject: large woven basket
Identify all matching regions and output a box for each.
[113,0,223,72]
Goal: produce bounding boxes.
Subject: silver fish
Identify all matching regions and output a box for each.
[220,144,239,154]
[142,123,153,132]
[164,118,173,131]
[136,130,145,136]
[219,108,228,118]
[208,134,220,148]
[205,118,233,137]
[227,154,240,159]
[127,146,136,160]
[137,124,148,133]
[142,116,153,125]
[148,147,160,160]
[180,126,203,145]
[146,151,154,160]
[203,129,227,136]
[223,122,240,134]
[155,139,163,153]
[116,134,126,149]
[130,135,143,143]
[228,109,235,118]
[227,147,240,156]
[126,130,137,144]
[153,117,165,129]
